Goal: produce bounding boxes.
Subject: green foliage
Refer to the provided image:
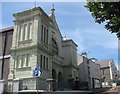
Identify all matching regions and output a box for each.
[85,2,120,38]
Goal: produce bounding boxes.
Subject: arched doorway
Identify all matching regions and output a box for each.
[52,69,57,90]
[58,72,63,90]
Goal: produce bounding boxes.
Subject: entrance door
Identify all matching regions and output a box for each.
[92,78,95,88]
[58,72,63,90]
[52,69,57,90]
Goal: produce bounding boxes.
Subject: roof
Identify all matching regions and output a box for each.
[62,39,78,47]
[96,59,113,68]
[1,26,14,33]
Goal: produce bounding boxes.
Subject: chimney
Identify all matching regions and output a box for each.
[81,52,87,57]
[90,58,97,62]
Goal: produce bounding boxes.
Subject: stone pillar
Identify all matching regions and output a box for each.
[13,78,20,93]
[46,79,54,91]
[0,80,5,93]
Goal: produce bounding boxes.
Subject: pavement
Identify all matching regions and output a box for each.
[3,86,120,94]
[18,90,93,94]
[93,86,120,94]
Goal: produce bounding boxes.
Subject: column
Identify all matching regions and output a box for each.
[13,78,20,93]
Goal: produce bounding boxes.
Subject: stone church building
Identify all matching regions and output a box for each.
[7,6,79,91]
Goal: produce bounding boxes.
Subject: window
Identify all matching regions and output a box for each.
[18,25,21,41]
[88,66,90,75]
[41,25,43,41]
[23,24,27,40]
[27,23,32,39]
[19,23,33,41]
[16,54,31,68]
[39,54,49,69]
[16,55,20,68]
[43,56,45,68]
[52,38,58,55]
[19,25,24,41]
[44,27,46,42]
[46,58,48,69]
[41,25,48,44]
[103,70,105,75]
[40,55,43,68]
[26,54,30,67]
[87,59,89,64]
[21,55,25,67]
[25,24,28,40]
[46,29,48,44]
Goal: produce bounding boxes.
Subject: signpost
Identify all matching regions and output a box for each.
[33,66,42,94]
[33,66,42,77]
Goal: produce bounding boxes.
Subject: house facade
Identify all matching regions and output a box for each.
[0,27,13,92]
[96,59,118,87]
[77,53,101,89]
[0,27,13,80]
[7,6,78,92]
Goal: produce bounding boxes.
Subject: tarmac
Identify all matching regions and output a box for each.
[3,87,120,94]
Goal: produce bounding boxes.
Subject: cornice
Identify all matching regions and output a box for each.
[10,45,38,52]
[63,64,79,70]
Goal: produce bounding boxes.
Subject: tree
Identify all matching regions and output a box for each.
[85,2,120,38]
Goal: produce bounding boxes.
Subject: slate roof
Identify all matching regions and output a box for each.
[96,59,113,68]
[1,26,14,32]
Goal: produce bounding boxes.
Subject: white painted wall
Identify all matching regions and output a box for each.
[77,54,88,82]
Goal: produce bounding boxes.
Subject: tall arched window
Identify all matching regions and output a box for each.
[52,38,58,55]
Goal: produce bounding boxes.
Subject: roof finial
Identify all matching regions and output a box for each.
[34,0,37,8]
[51,3,55,15]
[63,35,67,41]
[52,4,54,9]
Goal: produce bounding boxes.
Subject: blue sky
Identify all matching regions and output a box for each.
[1,2,118,67]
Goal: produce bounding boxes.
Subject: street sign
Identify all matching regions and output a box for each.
[35,66,40,70]
[33,66,42,77]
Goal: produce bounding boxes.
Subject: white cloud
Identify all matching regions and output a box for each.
[61,27,85,52]
[97,36,118,49]
[72,28,85,52]
[55,3,89,17]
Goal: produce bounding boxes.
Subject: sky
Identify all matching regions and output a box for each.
[1,2,118,67]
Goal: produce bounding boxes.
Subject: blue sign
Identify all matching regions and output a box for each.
[35,66,40,71]
[33,66,42,77]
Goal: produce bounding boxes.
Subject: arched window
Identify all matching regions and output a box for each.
[52,38,58,55]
